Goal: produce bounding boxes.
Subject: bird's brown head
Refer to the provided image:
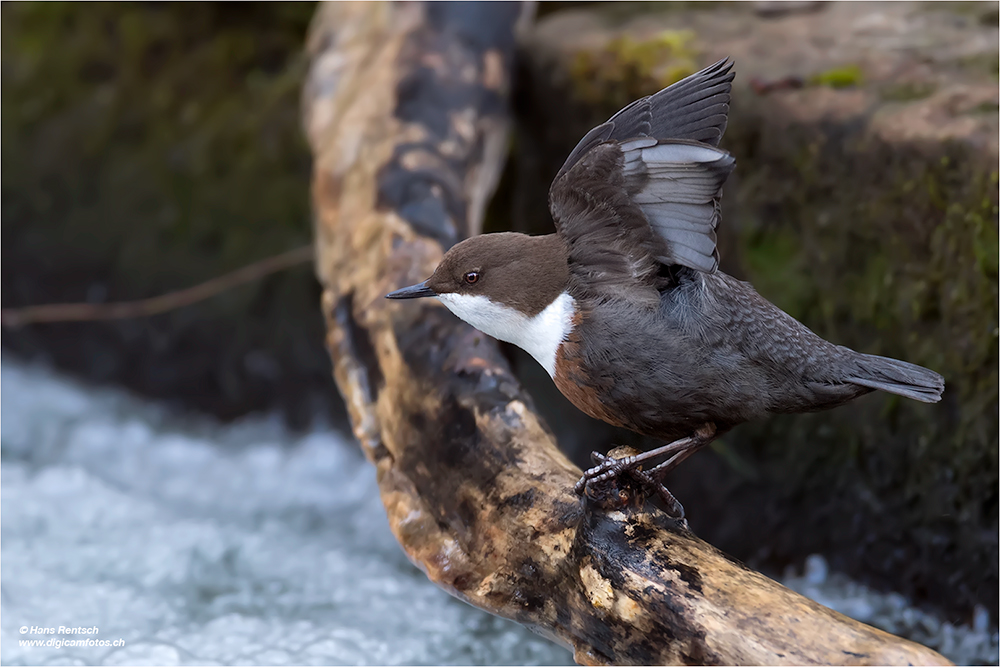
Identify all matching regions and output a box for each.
[386,232,568,316]
[386,232,573,376]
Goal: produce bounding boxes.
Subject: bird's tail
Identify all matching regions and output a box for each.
[847,354,945,403]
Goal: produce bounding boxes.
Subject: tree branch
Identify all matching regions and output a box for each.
[1,245,314,327]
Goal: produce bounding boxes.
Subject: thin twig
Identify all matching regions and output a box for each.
[1,245,315,327]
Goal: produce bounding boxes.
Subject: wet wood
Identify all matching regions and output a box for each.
[303,2,952,665]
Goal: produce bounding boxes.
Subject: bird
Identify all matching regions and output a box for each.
[385,58,944,518]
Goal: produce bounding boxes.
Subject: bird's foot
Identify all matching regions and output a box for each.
[574,447,686,518]
[573,447,641,495]
[573,424,718,519]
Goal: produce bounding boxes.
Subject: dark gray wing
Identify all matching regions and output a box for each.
[549,139,734,306]
[555,58,734,180]
[549,61,736,300]
[549,143,669,308]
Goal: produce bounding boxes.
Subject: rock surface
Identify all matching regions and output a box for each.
[509,0,998,626]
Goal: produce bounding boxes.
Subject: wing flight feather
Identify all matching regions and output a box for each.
[549,59,737,298]
[556,58,734,179]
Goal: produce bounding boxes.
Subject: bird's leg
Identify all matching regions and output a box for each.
[644,423,718,482]
[586,447,684,521]
[594,452,684,520]
[630,467,686,519]
[573,436,697,495]
[580,448,682,515]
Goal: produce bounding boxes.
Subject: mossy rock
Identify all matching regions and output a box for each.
[717,108,998,627]
[2,3,339,424]
[507,0,998,624]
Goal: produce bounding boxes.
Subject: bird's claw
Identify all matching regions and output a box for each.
[573,452,615,494]
[574,450,686,519]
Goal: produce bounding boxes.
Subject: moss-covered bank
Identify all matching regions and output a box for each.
[717,109,998,625]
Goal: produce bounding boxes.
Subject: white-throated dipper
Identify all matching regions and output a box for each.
[386,59,945,517]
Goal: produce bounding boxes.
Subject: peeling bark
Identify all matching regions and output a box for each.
[303,2,951,665]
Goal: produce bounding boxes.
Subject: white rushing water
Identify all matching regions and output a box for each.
[0,356,571,666]
[2,356,996,665]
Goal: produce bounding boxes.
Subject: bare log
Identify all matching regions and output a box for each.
[303,2,951,665]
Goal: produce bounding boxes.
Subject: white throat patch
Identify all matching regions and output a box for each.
[436,291,576,378]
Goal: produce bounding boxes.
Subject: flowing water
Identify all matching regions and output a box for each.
[1,357,571,665]
[1,356,995,665]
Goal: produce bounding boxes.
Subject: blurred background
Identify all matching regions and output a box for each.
[2,1,998,665]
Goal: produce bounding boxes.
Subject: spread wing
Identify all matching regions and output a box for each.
[549,59,736,305]
[556,58,734,180]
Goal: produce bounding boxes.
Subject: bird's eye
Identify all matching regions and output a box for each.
[464,271,480,285]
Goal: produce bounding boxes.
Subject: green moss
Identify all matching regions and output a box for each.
[569,30,698,108]
[605,1,736,16]
[721,98,999,611]
[2,2,316,296]
[808,64,864,88]
[958,51,1000,78]
[880,81,937,102]
[969,101,1000,115]
[738,135,998,424]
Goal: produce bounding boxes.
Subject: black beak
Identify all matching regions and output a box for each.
[385,281,436,299]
